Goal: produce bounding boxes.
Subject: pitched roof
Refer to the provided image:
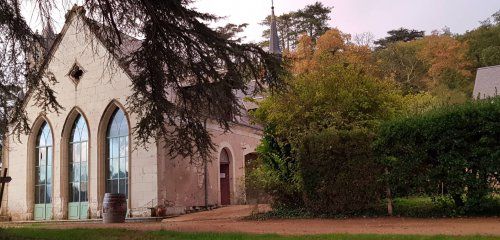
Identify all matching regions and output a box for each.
[32,5,261,130]
[473,65,500,99]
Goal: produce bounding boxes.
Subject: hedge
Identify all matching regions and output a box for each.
[375,98,500,210]
[300,128,382,214]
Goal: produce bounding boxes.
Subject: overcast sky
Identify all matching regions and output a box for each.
[22,0,500,44]
[193,0,500,43]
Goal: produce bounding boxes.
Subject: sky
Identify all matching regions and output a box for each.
[192,0,500,43]
[22,0,500,44]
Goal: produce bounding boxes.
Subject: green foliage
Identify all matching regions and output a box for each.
[260,1,332,51]
[295,2,332,41]
[400,93,443,116]
[460,22,500,68]
[251,43,403,212]
[374,28,425,49]
[246,127,304,208]
[374,41,427,93]
[480,46,500,66]
[253,63,403,148]
[375,34,473,98]
[375,98,500,211]
[300,129,382,214]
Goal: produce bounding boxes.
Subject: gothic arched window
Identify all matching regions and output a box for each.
[106,108,129,197]
[34,121,53,220]
[68,115,89,219]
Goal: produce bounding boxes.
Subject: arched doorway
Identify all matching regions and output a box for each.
[219,148,231,205]
[34,121,53,220]
[68,114,89,219]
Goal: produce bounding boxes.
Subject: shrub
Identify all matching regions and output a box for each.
[375,98,500,211]
[246,127,304,208]
[299,128,383,214]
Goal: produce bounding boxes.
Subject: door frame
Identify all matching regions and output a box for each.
[61,108,91,220]
[219,163,231,205]
[218,146,234,205]
[28,116,55,221]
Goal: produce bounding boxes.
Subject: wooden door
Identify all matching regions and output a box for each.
[220,163,230,205]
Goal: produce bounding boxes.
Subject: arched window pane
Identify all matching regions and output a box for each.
[69,114,89,203]
[220,149,230,164]
[35,121,52,204]
[71,115,89,143]
[106,108,129,197]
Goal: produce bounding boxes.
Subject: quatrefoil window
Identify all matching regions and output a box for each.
[68,63,84,84]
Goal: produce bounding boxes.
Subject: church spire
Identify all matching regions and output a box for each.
[269,0,281,56]
[41,16,56,51]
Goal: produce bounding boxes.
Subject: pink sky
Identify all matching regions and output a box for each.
[22,0,500,43]
[193,0,500,43]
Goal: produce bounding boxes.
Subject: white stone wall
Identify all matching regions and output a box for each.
[3,10,263,221]
[4,14,157,220]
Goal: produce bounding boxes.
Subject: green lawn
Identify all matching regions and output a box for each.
[0,228,498,240]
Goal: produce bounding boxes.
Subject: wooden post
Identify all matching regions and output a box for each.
[0,168,11,209]
[385,168,393,216]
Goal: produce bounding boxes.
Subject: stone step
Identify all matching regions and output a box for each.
[4,216,165,223]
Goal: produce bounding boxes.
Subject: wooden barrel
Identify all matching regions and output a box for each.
[102,193,127,223]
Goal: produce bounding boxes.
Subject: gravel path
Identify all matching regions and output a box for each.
[2,205,499,236]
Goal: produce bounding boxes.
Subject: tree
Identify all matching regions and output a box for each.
[375,41,428,93]
[480,46,500,66]
[260,1,332,51]
[294,2,332,41]
[376,34,473,100]
[493,10,500,25]
[260,12,297,53]
[374,28,425,49]
[292,29,375,75]
[216,23,249,42]
[460,10,500,68]
[0,1,283,163]
[254,40,403,152]
[251,34,403,209]
[352,32,375,47]
[418,34,472,90]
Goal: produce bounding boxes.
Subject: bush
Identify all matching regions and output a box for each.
[246,127,304,208]
[375,98,500,211]
[299,128,383,214]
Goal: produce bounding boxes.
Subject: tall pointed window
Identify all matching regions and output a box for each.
[106,108,129,197]
[34,121,53,220]
[68,115,89,219]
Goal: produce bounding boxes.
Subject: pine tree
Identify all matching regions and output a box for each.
[0,0,283,162]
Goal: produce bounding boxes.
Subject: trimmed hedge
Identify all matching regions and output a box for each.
[300,128,382,214]
[375,98,500,210]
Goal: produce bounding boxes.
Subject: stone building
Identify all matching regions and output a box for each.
[1,4,280,221]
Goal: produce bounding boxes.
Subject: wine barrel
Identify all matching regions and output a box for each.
[102,193,127,223]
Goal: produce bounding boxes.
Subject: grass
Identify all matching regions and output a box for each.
[247,196,500,220]
[0,228,499,240]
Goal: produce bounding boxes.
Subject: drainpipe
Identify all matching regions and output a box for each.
[203,119,209,208]
[204,158,209,208]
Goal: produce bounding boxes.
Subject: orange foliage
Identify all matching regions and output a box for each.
[291,29,374,74]
[418,34,472,80]
[315,28,349,56]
